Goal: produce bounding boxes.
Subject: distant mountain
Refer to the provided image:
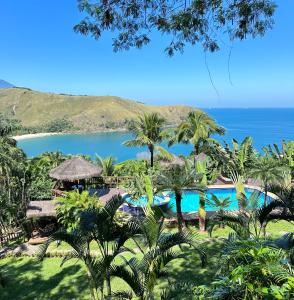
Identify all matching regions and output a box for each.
[0,87,197,131]
[0,79,15,88]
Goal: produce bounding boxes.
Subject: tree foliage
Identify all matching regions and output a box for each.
[169,110,225,159]
[111,205,206,299]
[74,0,276,55]
[124,113,168,167]
[195,238,294,299]
[27,152,65,200]
[0,137,28,230]
[55,191,103,231]
[156,163,204,231]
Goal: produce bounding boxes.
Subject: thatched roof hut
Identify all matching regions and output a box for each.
[26,201,56,218]
[159,155,185,168]
[49,157,102,181]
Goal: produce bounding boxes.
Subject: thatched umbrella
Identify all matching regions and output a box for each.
[49,156,102,181]
[26,200,56,218]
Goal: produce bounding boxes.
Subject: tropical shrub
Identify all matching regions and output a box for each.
[28,152,65,200]
[95,155,115,176]
[55,191,102,231]
[263,141,294,181]
[111,205,206,299]
[194,239,294,299]
[40,195,140,300]
[208,191,292,238]
[249,155,289,205]
[114,159,149,176]
[0,114,21,137]
[0,137,28,229]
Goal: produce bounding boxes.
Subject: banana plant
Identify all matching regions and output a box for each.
[95,155,115,176]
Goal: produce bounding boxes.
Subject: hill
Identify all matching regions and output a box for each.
[0,88,196,131]
[0,79,15,89]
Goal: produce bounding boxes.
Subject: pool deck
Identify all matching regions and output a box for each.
[26,181,277,221]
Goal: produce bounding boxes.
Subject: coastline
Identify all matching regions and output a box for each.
[12,128,129,141]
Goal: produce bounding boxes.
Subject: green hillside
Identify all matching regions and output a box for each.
[0,88,196,131]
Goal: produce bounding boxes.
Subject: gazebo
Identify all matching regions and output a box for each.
[50,156,102,181]
[49,156,103,193]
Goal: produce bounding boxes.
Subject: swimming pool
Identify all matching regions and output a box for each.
[124,194,168,207]
[124,187,274,213]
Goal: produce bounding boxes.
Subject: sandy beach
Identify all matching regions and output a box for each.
[12,132,65,141]
[12,128,129,141]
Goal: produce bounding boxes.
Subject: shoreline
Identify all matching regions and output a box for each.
[12,128,128,141]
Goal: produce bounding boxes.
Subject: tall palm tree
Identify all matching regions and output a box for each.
[156,164,204,232]
[250,156,288,206]
[124,113,167,167]
[39,195,139,300]
[169,111,225,165]
[111,205,206,299]
[195,159,208,231]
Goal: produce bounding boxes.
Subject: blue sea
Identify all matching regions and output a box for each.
[17,108,294,162]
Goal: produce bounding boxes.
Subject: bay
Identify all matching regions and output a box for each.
[17,108,294,161]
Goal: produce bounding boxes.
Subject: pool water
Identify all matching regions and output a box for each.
[168,188,273,213]
[125,188,273,213]
[124,194,166,207]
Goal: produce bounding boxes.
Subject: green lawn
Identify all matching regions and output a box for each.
[1,221,294,300]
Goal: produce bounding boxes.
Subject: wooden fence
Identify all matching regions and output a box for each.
[0,228,23,246]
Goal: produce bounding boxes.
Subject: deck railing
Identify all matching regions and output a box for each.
[52,176,134,197]
[0,228,23,247]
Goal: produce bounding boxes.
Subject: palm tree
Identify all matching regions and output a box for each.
[95,154,115,176]
[207,194,231,228]
[39,195,139,300]
[194,159,209,232]
[156,164,204,232]
[207,194,231,213]
[208,191,287,238]
[250,156,288,206]
[124,113,167,167]
[169,111,225,165]
[111,205,206,299]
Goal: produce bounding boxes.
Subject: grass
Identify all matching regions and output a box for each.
[1,221,294,300]
[0,88,194,130]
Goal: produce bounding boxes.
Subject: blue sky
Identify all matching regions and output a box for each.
[1,0,293,108]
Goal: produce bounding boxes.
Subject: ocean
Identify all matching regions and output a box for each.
[17,108,294,161]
